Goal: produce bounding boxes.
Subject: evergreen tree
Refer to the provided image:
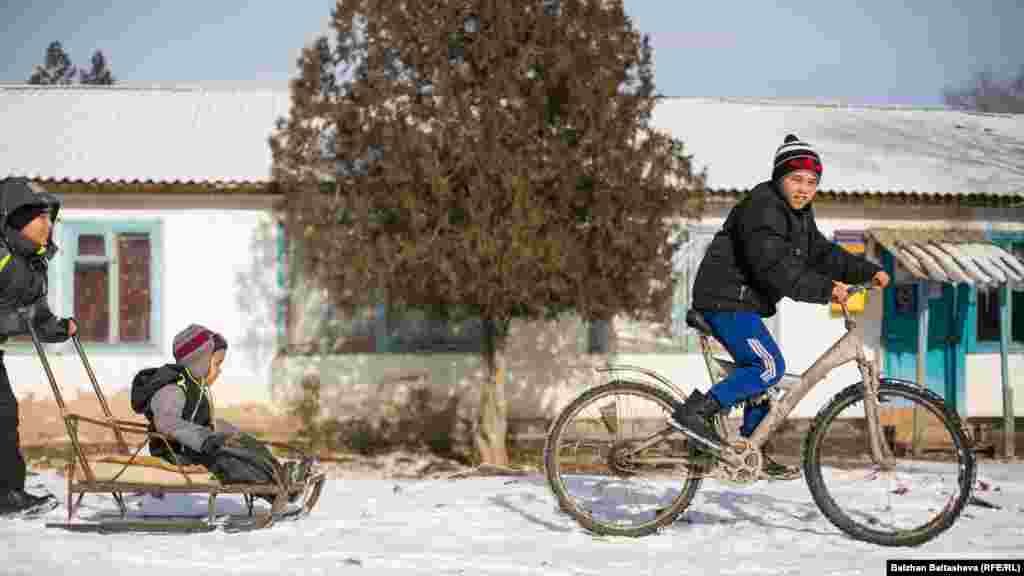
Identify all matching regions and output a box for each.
[944,65,1024,113]
[80,50,116,85]
[272,0,705,465]
[28,41,77,85]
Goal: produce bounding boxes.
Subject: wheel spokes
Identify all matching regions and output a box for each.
[810,386,973,544]
[548,384,702,533]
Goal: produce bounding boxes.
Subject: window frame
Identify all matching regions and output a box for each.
[594,224,725,355]
[965,233,1023,354]
[52,219,163,354]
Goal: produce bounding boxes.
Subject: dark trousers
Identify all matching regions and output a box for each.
[0,353,26,492]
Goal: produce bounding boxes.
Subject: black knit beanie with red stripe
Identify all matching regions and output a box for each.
[772,134,823,183]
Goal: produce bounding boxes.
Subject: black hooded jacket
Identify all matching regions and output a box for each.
[691,180,882,317]
[130,364,214,464]
[0,177,71,344]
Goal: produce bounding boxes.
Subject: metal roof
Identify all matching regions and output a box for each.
[2,86,1023,198]
[652,97,1024,198]
[0,84,291,184]
[867,229,1024,286]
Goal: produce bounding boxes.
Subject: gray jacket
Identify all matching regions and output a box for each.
[149,384,239,453]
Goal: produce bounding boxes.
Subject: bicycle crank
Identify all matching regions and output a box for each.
[708,440,763,486]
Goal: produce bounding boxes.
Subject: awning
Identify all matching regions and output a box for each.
[866,228,1024,287]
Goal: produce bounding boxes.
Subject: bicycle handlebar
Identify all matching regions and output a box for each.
[845,282,877,296]
[835,282,879,328]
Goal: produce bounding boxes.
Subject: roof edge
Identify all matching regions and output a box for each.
[706,187,1024,201]
[0,82,290,94]
[655,95,1024,117]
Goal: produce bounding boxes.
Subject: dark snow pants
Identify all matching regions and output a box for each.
[0,353,26,492]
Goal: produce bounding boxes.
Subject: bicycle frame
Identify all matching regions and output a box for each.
[599,284,897,470]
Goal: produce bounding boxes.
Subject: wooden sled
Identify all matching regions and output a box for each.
[18,309,326,533]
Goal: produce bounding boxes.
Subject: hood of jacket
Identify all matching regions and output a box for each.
[0,177,60,260]
[130,364,189,415]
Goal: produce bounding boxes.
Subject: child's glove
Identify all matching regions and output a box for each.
[59,317,77,340]
[200,432,233,457]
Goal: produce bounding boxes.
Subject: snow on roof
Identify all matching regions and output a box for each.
[651,97,1024,197]
[0,84,291,184]
[2,87,1022,196]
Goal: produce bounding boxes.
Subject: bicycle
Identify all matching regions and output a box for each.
[543,283,977,546]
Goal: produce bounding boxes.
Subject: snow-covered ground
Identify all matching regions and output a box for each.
[4,461,1023,576]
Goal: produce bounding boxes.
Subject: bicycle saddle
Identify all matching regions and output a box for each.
[685,309,713,336]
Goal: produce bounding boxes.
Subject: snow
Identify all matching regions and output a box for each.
[5,87,1021,198]
[4,460,1023,575]
[650,97,1024,197]
[0,85,290,183]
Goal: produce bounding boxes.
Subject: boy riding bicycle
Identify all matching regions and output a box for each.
[670,134,890,480]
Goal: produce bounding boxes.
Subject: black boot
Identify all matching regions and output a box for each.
[0,489,55,517]
[283,458,313,503]
[669,390,723,449]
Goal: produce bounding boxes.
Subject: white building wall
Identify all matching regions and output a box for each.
[15,196,1018,422]
[5,207,280,407]
[271,197,1024,422]
[966,354,1024,418]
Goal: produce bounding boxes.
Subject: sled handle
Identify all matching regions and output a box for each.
[71,333,128,453]
[19,308,129,454]
[20,308,67,415]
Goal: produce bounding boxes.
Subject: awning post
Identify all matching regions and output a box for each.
[1000,283,1015,459]
[914,281,929,457]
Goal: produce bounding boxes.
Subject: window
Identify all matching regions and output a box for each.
[293,224,724,355]
[606,226,717,354]
[306,299,484,354]
[975,240,1024,346]
[386,307,483,353]
[60,221,162,347]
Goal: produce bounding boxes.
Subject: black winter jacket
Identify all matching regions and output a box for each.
[130,364,214,464]
[691,181,882,317]
[0,178,71,344]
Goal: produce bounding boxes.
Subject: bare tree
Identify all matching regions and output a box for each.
[944,66,1024,113]
[271,0,705,465]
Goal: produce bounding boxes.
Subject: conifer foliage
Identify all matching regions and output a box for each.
[271,0,705,464]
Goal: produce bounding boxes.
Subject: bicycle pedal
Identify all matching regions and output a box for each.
[598,402,618,435]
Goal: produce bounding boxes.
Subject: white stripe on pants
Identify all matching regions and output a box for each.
[747,338,777,383]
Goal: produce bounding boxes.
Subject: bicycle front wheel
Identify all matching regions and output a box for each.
[804,381,976,547]
[544,380,705,537]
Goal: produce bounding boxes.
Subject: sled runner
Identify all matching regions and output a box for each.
[17,309,326,533]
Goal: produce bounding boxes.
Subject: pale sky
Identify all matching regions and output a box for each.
[2,1,1022,106]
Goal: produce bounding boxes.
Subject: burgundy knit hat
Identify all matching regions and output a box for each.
[172,324,227,379]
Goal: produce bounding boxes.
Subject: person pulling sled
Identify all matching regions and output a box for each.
[0,177,77,518]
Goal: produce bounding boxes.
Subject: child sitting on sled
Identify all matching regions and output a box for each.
[130,324,309,496]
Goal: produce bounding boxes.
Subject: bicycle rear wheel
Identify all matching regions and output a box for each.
[804,381,976,547]
[544,380,706,537]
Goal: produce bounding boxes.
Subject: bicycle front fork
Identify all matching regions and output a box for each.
[859,359,896,469]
